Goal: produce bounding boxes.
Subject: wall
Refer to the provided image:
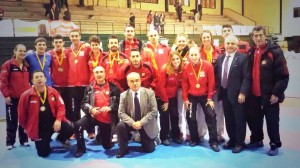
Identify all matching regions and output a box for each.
[244,0,280,34]
[224,0,242,14]
[282,0,300,37]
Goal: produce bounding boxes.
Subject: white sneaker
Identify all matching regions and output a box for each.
[112,134,118,143]
[6,145,13,150]
[21,142,30,146]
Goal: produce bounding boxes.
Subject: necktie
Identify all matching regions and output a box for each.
[134,92,141,121]
[221,56,230,89]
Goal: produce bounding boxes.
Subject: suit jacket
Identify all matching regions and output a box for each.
[215,52,251,103]
[118,87,159,139]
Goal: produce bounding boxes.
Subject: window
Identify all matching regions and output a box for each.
[294,7,300,18]
[170,0,189,6]
[201,0,216,9]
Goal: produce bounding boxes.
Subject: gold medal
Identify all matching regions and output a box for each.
[105,91,109,95]
[118,60,124,64]
[196,83,200,89]
[74,59,78,64]
[58,67,63,72]
[40,106,46,112]
[109,69,113,74]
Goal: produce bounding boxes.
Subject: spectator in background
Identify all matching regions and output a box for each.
[129,13,135,28]
[63,7,71,21]
[49,2,59,20]
[174,0,183,22]
[198,3,202,20]
[146,10,153,31]
[160,13,165,35]
[0,7,4,21]
[153,12,160,33]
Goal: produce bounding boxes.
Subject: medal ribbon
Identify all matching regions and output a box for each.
[91,52,101,68]
[35,52,46,70]
[191,59,203,82]
[109,51,120,69]
[35,86,47,105]
[55,48,65,66]
[71,43,84,61]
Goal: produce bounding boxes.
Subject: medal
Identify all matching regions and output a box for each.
[196,83,200,88]
[74,59,78,64]
[191,59,203,89]
[109,69,113,74]
[105,91,109,95]
[71,43,84,65]
[40,106,46,112]
[58,67,63,72]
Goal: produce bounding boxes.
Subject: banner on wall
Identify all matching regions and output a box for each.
[0,19,78,37]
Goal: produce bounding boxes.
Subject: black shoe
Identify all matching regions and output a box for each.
[162,139,171,146]
[223,142,235,149]
[172,138,183,144]
[210,144,220,152]
[189,141,199,147]
[75,150,86,158]
[217,136,226,143]
[116,150,129,158]
[232,145,244,153]
[246,141,264,149]
[268,144,279,156]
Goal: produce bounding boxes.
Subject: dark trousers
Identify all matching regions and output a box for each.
[35,121,73,157]
[221,89,246,146]
[75,115,113,152]
[187,94,218,144]
[65,86,95,134]
[116,121,155,153]
[6,98,28,146]
[157,97,180,141]
[246,94,282,147]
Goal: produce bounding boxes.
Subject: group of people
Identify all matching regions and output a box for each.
[146,10,166,35]
[0,24,289,159]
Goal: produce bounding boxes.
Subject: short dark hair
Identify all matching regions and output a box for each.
[34,37,47,45]
[32,70,45,79]
[130,48,139,52]
[251,25,267,36]
[108,34,118,43]
[52,34,64,41]
[222,24,233,30]
[89,35,101,44]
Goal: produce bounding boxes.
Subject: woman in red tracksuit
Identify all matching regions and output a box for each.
[198,30,225,142]
[156,51,183,146]
[0,44,30,150]
[182,46,220,152]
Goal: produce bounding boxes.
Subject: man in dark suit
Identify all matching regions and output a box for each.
[116,72,159,158]
[215,35,251,153]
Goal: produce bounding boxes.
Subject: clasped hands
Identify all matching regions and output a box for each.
[90,106,111,116]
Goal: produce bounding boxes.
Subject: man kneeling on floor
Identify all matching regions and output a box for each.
[74,66,121,158]
[116,72,159,158]
[18,70,73,157]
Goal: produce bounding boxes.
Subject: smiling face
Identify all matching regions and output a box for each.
[108,38,119,52]
[69,31,81,45]
[224,35,238,54]
[176,35,187,50]
[171,54,181,69]
[14,45,26,60]
[35,42,47,54]
[124,27,135,40]
[189,47,200,64]
[148,30,159,44]
[201,32,212,46]
[90,41,101,53]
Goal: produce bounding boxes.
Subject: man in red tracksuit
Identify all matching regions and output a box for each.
[119,26,143,58]
[220,24,250,55]
[143,29,171,73]
[182,47,219,152]
[18,70,73,157]
[114,49,157,92]
[65,29,92,138]
[102,34,128,84]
